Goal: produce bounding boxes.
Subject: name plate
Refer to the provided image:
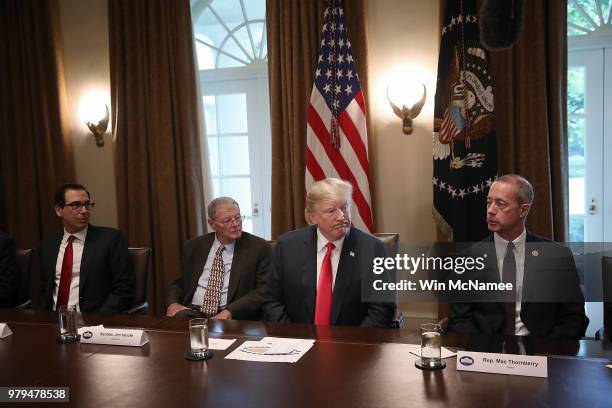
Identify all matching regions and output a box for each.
[456,351,547,378]
[78,325,148,347]
[0,323,12,338]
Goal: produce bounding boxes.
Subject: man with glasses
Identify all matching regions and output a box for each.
[263,178,393,327]
[38,184,134,313]
[166,197,272,320]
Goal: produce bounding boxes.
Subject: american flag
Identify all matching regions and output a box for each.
[305,0,373,232]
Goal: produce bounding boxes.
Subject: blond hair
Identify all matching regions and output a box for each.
[304,178,352,223]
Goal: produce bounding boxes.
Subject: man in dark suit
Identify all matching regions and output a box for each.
[448,174,588,339]
[263,178,393,327]
[166,197,272,320]
[0,230,18,308]
[38,184,134,313]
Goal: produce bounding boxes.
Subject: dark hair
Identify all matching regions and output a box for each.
[54,183,91,207]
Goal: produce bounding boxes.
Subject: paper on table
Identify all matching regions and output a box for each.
[0,323,13,338]
[225,337,315,363]
[209,338,236,350]
[409,346,457,359]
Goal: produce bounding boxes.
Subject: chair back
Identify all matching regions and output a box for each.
[15,249,33,308]
[603,256,612,338]
[128,248,152,313]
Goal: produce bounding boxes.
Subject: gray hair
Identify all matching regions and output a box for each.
[207,197,239,219]
[495,174,534,205]
[304,178,352,222]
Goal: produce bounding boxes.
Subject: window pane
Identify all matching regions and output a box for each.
[220,36,250,66]
[212,177,220,197]
[196,40,216,70]
[242,218,253,234]
[221,177,252,216]
[569,214,585,242]
[210,0,244,31]
[217,93,248,133]
[207,136,219,177]
[249,22,265,58]
[244,0,265,21]
[235,26,255,59]
[203,95,217,134]
[195,8,227,48]
[568,1,596,31]
[218,53,246,68]
[220,136,250,175]
[575,0,601,26]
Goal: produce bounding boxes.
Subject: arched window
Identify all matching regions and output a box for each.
[567,0,612,37]
[191,0,271,238]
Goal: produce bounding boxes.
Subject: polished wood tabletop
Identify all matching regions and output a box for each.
[1,310,611,407]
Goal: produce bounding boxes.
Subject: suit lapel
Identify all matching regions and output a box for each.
[79,225,96,291]
[186,234,215,302]
[48,232,63,306]
[227,234,246,302]
[331,229,356,325]
[303,227,317,321]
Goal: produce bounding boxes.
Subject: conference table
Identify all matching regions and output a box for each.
[1,310,611,407]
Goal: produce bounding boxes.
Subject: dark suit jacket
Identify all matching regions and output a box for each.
[448,231,589,339]
[0,231,18,307]
[38,225,134,313]
[263,225,394,327]
[166,231,272,320]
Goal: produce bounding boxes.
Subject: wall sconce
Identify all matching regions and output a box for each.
[85,104,110,147]
[387,84,426,135]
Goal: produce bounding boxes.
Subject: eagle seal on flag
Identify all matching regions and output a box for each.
[433,0,498,242]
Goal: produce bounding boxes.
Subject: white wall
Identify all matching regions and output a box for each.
[57,0,117,228]
[366,0,440,318]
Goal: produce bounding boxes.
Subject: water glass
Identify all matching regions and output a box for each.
[58,305,79,342]
[189,318,209,357]
[420,323,443,368]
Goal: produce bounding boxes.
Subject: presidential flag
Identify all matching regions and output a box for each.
[306,0,373,232]
[433,0,498,242]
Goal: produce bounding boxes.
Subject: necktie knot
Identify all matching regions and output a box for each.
[67,235,75,244]
[506,241,515,254]
[216,245,225,255]
[325,242,335,252]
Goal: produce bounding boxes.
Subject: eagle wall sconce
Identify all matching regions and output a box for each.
[85,104,110,147]
[387,84,426,135]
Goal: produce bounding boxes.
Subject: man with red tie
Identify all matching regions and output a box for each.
[264,178,393,327]
[38,184,134,313]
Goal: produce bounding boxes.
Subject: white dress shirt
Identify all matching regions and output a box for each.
[494,228,529,336]
[315,228,346,290]
[53,227,88,311]
[190,235,235,310]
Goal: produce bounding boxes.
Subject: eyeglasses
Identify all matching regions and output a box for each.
[214,214,245,226]
[64,201,95,211]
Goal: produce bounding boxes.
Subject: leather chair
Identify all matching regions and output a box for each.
[597,256,612,341]
[14,249,33,309]
[373,233,403,328]
[267,232,403,328]
[124,248,152,315]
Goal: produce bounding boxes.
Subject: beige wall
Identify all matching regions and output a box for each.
[58,0,117,228]
[366,0,440,318]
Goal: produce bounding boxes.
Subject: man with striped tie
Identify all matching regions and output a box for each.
[264,178,393,327]
[166,197,272,320]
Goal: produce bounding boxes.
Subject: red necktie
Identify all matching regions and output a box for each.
[56,235,75,309]
[315,242,335,325]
